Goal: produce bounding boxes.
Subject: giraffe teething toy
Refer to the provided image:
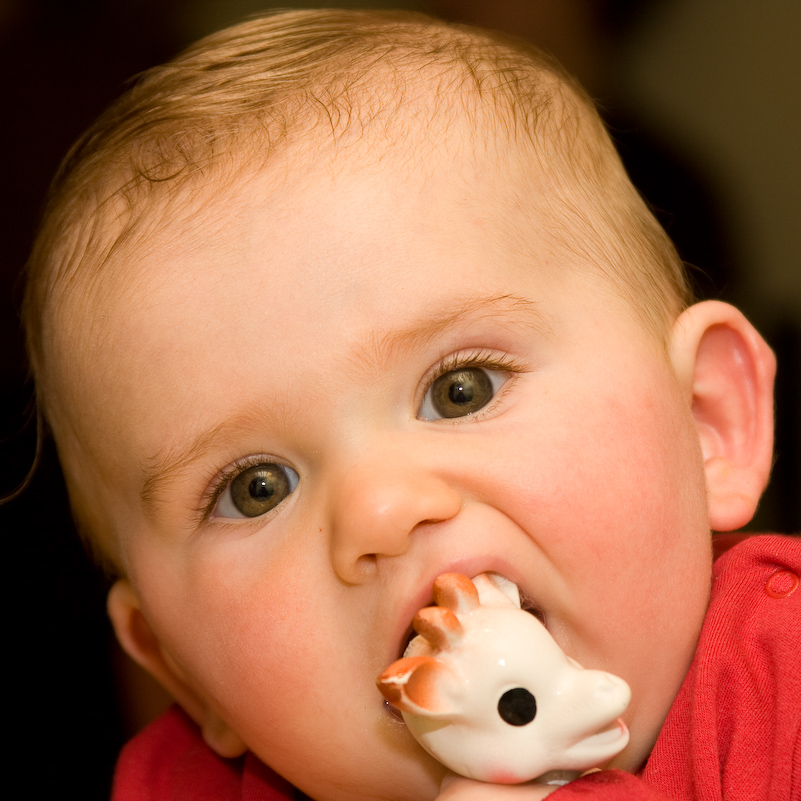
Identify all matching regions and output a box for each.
[377,573,630,785]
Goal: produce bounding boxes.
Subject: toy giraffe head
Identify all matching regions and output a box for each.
[377,573,630,784]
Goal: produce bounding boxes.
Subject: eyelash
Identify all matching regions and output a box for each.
[197,454,287,525]
[419,349,526,418]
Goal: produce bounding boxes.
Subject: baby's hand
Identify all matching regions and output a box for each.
[438,774,559,801]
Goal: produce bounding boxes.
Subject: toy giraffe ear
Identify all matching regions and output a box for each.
[107,579,247,758]
[376,656,454,717]
[670,301,775,531]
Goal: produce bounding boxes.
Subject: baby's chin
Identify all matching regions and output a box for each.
[246,711,445,801]
[297,762,443,801]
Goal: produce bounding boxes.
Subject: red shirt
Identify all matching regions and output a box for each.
[559,534,801,800]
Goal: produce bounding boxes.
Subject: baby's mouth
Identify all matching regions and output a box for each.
[398,574,546,661]
[384,698,406,721]
[519,589,547,625]
[399,603,433,658]
[383,573,547,722]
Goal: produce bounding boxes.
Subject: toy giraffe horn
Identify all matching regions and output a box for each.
[433,573,480,614]
[414,606,463,650]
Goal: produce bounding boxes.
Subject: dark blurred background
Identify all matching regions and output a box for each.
[2,1,798,798]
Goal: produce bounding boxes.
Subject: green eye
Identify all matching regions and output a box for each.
[217,463,299,519]
[419,367,503,420]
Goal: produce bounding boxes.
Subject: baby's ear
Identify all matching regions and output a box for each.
[107,579,247,758]
[670,300,776,531]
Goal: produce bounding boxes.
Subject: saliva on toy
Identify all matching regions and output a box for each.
[377,573,631,787]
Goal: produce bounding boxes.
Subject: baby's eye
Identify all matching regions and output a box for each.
[214,463,299,519]
[418,366,507,421]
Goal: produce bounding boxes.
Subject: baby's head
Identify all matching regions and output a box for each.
[24,9,775,801]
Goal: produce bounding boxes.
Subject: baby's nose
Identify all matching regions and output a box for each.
[328,454,461,583]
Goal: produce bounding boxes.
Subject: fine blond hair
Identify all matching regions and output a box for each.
[22,9,691,567]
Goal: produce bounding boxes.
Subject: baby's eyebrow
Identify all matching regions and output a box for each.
[139,404,291,520]
[350,292,548,370]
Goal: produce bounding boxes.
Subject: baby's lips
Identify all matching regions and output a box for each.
[376,663,405,706]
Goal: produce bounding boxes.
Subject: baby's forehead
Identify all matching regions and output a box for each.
[100,120,546,270]
[44,58,584,354]
[57,130,551,365]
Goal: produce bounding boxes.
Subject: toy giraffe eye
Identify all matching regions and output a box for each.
[498,687,537,726]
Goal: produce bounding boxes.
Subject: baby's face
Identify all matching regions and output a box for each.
[64,141,712,801]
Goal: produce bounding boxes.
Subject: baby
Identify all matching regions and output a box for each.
[22,9,798,801]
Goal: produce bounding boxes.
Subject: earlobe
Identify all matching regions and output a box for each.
[670,301,775,531]
[107,580,247,758]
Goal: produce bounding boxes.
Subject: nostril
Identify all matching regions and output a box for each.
[596,674,627,696]
[333,551,378,585]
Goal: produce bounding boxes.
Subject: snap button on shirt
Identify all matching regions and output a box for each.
[764,569,799,599]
